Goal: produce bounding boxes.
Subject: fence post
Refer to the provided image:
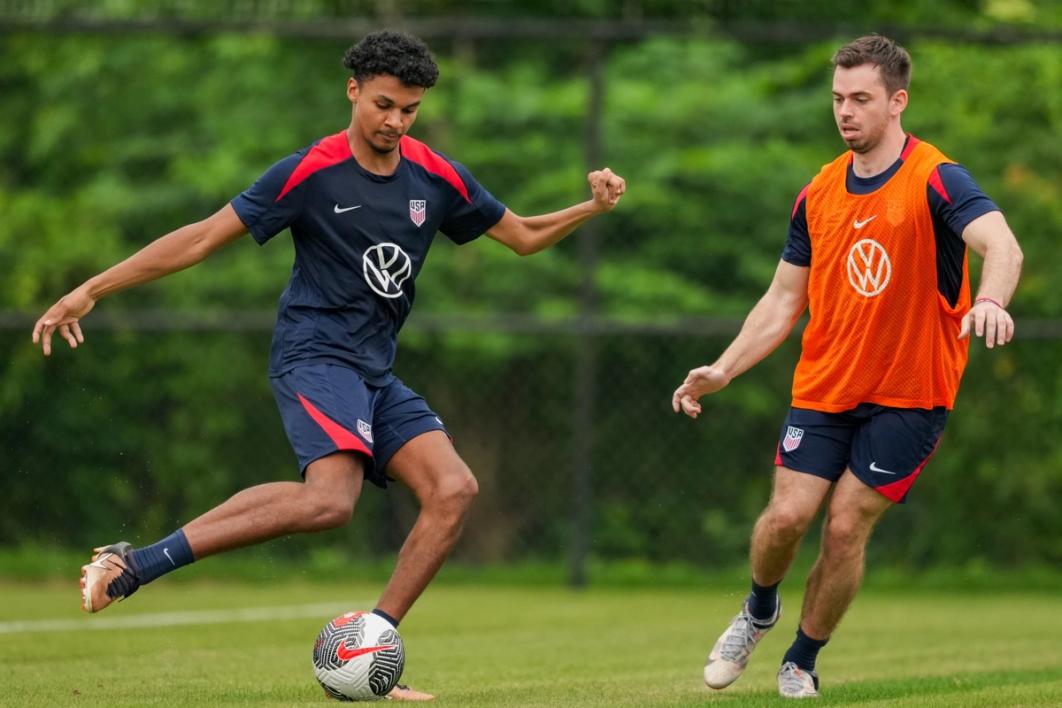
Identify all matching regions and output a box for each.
[569,40,606,588]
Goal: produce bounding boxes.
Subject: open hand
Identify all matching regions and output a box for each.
[32,287,96,356]
[671,365,731,419]
[958,299,1014,349]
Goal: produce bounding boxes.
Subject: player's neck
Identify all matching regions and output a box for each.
[345,128,401,176]
[850,125,907,178]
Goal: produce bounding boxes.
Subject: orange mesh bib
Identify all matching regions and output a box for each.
[792,138,970,412]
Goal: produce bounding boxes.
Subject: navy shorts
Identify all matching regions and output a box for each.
[270,364,448,488]
[775,403,948,503]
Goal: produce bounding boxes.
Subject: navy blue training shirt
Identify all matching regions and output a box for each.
[783,137,999,307]
[232,131,506,385]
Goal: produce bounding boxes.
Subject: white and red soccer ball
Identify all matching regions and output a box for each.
[312,611,405,701]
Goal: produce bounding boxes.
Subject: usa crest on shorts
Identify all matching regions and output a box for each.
[782,426,804,452]
[409,199,426,227]
[357,419,374,444]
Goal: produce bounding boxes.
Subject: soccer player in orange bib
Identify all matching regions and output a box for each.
[672,35,1023,699]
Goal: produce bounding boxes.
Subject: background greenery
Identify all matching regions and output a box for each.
[1,1,1059,581]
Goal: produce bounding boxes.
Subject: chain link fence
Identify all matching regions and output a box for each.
[3,315,1059,580]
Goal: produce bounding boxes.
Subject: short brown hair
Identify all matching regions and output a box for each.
[832,34,911,95]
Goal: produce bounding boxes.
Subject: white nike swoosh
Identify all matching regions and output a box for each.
[163,547,176,566]
[853,215,877,229]
[334,204,362,214]
[868,461,897,475]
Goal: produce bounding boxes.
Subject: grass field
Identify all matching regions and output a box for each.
[1,579,1060,706]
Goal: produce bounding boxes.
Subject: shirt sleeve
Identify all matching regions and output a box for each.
[438,159,507,245]
[230,151,307,245]
[929,163,1000,239]
[781,185,811,267]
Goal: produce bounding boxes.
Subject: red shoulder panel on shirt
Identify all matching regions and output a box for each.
[899,134,921,161]
[791,184,809,219]
[275,132,353,203]
[399,135,471,203]
[927,165,953,205]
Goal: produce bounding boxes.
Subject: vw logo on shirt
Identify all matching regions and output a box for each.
[363,243,412,299]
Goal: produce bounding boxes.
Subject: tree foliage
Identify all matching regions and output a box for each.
[0,19,1059,572]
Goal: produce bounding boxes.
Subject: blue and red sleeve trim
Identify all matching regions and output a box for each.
[399,135,472,203]
[275,132,353,203]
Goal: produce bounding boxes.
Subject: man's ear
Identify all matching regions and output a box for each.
[890,88,908,116]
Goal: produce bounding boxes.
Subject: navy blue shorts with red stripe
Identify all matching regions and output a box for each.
[775,403,948,503]
[270,364,447,488]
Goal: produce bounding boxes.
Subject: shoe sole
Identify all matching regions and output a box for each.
[704,661,744,690]
[703,602,781,690]
[386,686,435,701]
[80,545,125,613]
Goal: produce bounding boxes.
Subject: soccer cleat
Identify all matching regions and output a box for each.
[778,661,819,699]
[385,684,435,701]
[703,599,780,689]
[80,542,141,613]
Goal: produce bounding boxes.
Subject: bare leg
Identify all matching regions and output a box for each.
[374,431,478,622]
[799,469,892,639]
[750,467,832,586]
[182,452,364,559]
[702,467,833,690]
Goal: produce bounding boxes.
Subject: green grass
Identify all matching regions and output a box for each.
[1,581,1060,706]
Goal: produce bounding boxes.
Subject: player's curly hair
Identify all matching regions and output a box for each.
[342,31,439,88]
[833,34,911,96]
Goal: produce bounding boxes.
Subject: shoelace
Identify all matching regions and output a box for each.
[779,663,817,694]
[102,555,141,600]
[719,610,759,662]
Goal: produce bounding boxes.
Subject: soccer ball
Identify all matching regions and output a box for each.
[312,611,405,701]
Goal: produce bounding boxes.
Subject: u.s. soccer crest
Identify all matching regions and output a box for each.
[357,419,374,444]
[409,200,426,227]
[782,426,804,452]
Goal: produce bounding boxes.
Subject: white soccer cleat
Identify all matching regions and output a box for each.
[778,661,819,699]
[80,542,141,613]
[703,600,780,689]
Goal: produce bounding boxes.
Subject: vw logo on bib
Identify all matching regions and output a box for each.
[846,238,891,297]
[363,243,412,299]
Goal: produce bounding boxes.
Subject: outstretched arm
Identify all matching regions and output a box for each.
[957,210,1023,349]
[32,203,248,355]
[672,260,809,419]
[486,167,625,256]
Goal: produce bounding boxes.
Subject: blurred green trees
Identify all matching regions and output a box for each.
[0,13,1059,574]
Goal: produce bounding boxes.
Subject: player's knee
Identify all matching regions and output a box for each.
[306,491,356,530]
[429,465,478,517]
[822,515,866,556]
[764,504,814,541]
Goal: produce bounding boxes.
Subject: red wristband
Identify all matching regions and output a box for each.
[974,297,1005,310]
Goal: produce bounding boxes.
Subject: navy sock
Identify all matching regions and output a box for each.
[782,626,829,674]
[747,579,780,624]
[372,608,399,628]
[129,529,195,585]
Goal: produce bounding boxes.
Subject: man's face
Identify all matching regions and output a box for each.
[832,64,906,154]
[348,74,426,154]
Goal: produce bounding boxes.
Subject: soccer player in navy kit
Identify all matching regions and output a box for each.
[32,31,625,700]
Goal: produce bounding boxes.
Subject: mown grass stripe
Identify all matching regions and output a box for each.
[0,601,359,634]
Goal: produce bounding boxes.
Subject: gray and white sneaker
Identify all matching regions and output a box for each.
[703,600,780,689]
[778,661,819,699]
